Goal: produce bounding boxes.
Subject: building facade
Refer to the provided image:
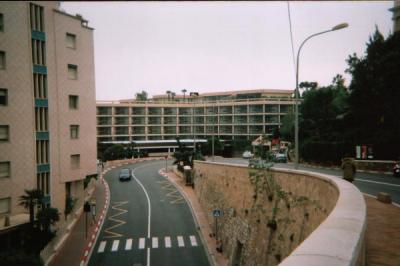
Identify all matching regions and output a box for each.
[97,89,295,153]
[0,2,97,227]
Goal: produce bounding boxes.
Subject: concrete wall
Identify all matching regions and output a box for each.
[194,161,366,266]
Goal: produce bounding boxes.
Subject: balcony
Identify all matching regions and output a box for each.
[234,116,247,124]
[206,116,216,124]
[249,125,263,134]
[179,117,191,124]
[132,126,145,134]
[249,115,263,124]
[179,108,192,115]
[97,127,112,135]
[179,126,191,134]
[194,107,204,115]
[115,127,129,135]
[234,106,247,114]
[132,117,145,125]
[114,107,129,115]
[194,117,204,124]
[97,117,112,125]
[115,136,129,141]
[219,106,232,114]
[234,126,247,134]
[97,107,112,115]
[280,105,293,113]
[132,107,145,115]
[148,107,162,116]
[249,105,263,114]
[220,126,232,134]
[164,117,177,124]
[115,117,129,125]
[164,126,177,134]
[164,107,177,115]
[265,105,279,113]
[194,126,204,134]
[220,116,232,124]
[265,115,279,123]
[148,117,161,125]
[148,126,161,135]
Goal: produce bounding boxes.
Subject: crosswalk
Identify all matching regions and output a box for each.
[97,235,199,253]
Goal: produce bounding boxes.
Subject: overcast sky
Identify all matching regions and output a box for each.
[61,1,394,101]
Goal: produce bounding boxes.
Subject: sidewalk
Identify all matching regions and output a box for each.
[49,178,106,266]
[162,168,228,266]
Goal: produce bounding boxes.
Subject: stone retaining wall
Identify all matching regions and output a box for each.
[193,161,366,266]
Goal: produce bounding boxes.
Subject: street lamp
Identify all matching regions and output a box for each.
[294,23,348,169]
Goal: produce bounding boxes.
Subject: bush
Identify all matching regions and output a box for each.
[300,140,353,165]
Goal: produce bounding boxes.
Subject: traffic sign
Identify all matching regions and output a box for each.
[213,209,222,217]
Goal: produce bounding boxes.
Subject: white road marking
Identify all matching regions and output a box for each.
[165,237,171,248]
[147,248,150,266]
[152,237,158,248]
[190,235,198,246]
[177,236,185,247]
[98,241,106,253]
[139,238,145,249]
[111,240,119,252]
[356,178,400,187]
[125,238,133,250]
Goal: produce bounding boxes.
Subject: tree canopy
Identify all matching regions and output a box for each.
[135,90,148,101]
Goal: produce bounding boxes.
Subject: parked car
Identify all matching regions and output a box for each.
[119,168,132,181]
[274,153,288,163]
[242,151,253,159]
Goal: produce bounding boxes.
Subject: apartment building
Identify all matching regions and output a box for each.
[97,89,295,153]
[0,2,97,227]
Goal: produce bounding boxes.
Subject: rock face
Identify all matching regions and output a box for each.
[194,162,339,266]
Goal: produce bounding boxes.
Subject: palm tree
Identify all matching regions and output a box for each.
[166,90,171,101]
[19,189,44,226]
[182,89,187,101]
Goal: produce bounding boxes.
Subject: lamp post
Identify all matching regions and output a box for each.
[294,23,348,169]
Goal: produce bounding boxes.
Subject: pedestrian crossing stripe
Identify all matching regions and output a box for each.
[97,235,200,253]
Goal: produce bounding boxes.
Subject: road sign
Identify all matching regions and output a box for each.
[213,209,222,217]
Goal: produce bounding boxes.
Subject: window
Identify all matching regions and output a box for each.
[0,51,5,69]
[30,4,44,32]
[37,172,50,196]
[68,64,78,79]
[0,197,10,214]
[31,39,46,65]
[33,74,47,99]
[70,125,79,139]
[0,161,10,178]
[0,89,7,105]
[71,154,80,169]
[36,140,49,164]
[35,107,48,131]
[66,33,76,49]
[0,125,9,142]
[0,13,4,32]
[69,95,79,109]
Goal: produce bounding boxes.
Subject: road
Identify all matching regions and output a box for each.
[88,160,209,266]
[208,157,400,204]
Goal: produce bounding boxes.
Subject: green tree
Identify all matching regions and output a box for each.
[37,207,60,233]
[135,90,148,101]
[173,138,193,172]
[345,29,400,159]
[280,109,295,142]
[102,144,126,161]
[19,189,44,227]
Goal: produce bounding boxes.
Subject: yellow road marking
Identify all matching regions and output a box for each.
[104,201,128,238]
[157,180,184,204]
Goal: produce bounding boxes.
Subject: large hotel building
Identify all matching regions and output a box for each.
[96,89,295,154]
[0,2,96,227]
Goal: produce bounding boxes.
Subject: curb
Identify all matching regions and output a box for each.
[300,163,393,175]
[80,173,110,266]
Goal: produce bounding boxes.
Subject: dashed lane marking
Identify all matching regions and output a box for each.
[165,237,171,248]
[111,240,119,252]
[177,236,185,247]
[125,238,132,250]
[139,238,145,249]
[98,241,106,253]
[190,235,198,247]
[152,237,158,248]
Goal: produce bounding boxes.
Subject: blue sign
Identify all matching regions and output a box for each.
[213,209,222,217]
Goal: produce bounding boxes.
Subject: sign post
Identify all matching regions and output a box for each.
[165,155,168,173]
[84,201,91,239]
[213,209,222,241]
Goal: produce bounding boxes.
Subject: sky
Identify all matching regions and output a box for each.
[60,1,394,101]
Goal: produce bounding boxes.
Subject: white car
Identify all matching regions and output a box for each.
[242,151,253,159]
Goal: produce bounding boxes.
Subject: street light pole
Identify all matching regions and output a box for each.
[294,23,348,169]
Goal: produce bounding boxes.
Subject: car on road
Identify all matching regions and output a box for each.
[274,153,288,163]
[242,151,253,159]
[119,168,132,181]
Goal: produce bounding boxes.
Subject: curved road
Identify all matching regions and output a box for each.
[209,157,400,204]
[88,160,209,266]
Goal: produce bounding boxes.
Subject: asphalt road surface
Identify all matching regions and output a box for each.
[208,157,400,204]
[88,160,209,266]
